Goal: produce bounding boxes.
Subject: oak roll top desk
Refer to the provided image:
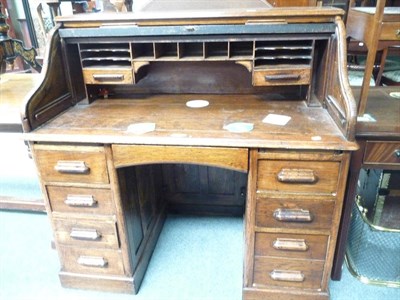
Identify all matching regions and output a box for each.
[22,1,358,299]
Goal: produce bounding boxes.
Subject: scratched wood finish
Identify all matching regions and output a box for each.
[26,96,357,151]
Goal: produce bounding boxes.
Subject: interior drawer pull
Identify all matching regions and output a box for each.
[264,74,300,81]
[77,256,108,268]
[272,238,309,251]
[273,208,313,222]
[270,270,305,282]
[70,228,102,241]
[54,160,89,174]
[394,149,400,159]
[92,74,124,81]
[277,168,318,184]
[64,194,97,207]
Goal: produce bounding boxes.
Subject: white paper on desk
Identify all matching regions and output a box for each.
[127,123,156,134]
[262,114,291,126]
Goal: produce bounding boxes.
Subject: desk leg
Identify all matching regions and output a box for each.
[331,144,364,280]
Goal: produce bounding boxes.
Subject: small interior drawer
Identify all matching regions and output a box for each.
[253,256,324,289]
[53,217,119,249]
[255,196,335,230]
[47,186,114,215]
[252,67,311,86]
[257,160,340,194]
[82,68,133,84]
[34,145,109,184]
[255,232,328,261]
[59,247,125,276]
[364,141,400,165]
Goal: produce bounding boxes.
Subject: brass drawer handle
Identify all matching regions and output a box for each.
[272,238,309,251]
[270,270,305,282]
[273,208,313,222]
[70,228,102,241]
[92,74,124,81]
[264,74,300,81]
[54,160,89,174]
[64,194,97,207]
[277,168,318,184]
[77,256,108,268]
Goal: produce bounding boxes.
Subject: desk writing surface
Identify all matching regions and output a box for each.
[25,95,356,150]
[0,73,40,131]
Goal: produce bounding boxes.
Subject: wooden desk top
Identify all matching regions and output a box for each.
[354,87,400,139]
[0,73,41,132]
[24,94,357,151]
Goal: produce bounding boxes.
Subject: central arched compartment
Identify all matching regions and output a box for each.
[112,144,249,291]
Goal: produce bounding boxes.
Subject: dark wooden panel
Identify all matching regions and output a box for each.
[119,168,144,256]
[162,164,247,214]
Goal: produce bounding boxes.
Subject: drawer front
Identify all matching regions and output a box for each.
[255,232,328,260]
[253,67,311,86]
[47,186,114,215]
[364,142,400,165]
[82,68,133,85]
[257,160,340,194]
[380,22,400,40]
[59,247,125,275]
[34,146,109,184]
[53,218,119,249]
[256,197,335,230]
[253,257,324,289]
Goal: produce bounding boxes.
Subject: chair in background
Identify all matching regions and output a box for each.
[346,0,400,116]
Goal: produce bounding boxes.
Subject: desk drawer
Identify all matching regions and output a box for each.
[47,186,115,215]
[82,68,133,85]
[255,232,328,261]
[364,141,400,165]
[59,247,125,276]
[257,160,340,194]
[380,22,400,40]
[253,67,311,86]
[253,256,324,289]
[255,196,335,230]
[53,218,119,249]
[34,145,109,184]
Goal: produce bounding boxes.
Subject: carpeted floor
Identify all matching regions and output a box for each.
[1,210,399,300]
